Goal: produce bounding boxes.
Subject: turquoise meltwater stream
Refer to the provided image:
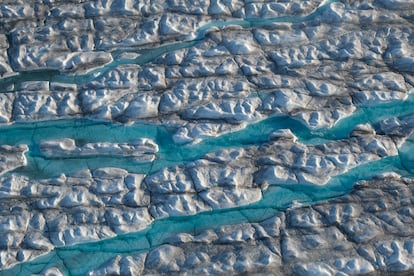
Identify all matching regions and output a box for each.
[0,91,413,179]
[1,0,414,274]
[1,93,414,275]
[2,152,412,275]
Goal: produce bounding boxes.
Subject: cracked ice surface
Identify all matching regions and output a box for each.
[137,175,414,275]
[1,0,414,274]
[0,124,410,271]
[0,145,27,177]
[1,0,414,142]
[39,138,158,161]
[7,174,414,275]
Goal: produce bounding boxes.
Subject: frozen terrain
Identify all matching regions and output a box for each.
[0,0,414,275]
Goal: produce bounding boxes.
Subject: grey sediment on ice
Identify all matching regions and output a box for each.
[1,0,414,274]
[93,175,414,275]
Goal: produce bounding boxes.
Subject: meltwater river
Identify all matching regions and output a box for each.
[2,0,414,273]
[1,91,414,275]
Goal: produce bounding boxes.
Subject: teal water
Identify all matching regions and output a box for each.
[2,0,414,273]
[0,0,339,89]
[1,93,413,275]
[2,151,411,275]
[0,91,413,179]
[399,135,414,173]
[1,94,412,274]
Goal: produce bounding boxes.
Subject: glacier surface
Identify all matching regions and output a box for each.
[0,0,414,275]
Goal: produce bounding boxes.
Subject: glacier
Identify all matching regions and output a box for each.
[1,0,414,275]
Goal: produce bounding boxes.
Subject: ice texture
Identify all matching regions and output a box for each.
[39,138,158,162]
[1,0,414,274]
[80,176,414,275]
[0,0,413,139]
[0,145,27,176]
[5,174,414,275]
